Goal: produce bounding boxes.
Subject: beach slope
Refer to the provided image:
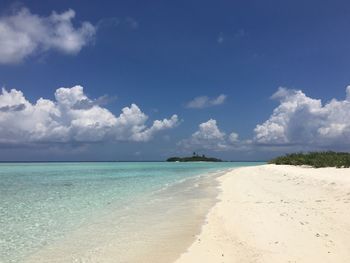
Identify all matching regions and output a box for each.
[175,164,350,263]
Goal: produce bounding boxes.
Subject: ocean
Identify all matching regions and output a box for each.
[0,162,262,263]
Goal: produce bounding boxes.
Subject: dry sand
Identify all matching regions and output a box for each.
[175,164,350,263]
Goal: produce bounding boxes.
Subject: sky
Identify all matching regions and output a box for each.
[0,0,350,161]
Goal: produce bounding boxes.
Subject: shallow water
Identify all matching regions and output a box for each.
[0,162,263,263]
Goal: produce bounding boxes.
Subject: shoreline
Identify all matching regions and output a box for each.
[175,164,350,263]
[21,167,232,263]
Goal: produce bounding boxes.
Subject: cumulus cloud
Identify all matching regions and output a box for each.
[130,115,179,142]
[228,132,239,143]
[254,86,350,148]
[179,119,239,151]
[0,85,179,144]
[0,7,96,64]
[179,85,350,154]
[186,94,227,109]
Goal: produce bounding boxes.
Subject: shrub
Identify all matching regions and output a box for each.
[269,151,350,168]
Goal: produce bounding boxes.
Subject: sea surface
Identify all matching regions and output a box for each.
[0,162,263,263]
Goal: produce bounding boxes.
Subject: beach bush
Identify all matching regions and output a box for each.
[269,151,350,168]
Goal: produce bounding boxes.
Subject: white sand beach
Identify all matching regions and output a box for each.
[175,164,350,263]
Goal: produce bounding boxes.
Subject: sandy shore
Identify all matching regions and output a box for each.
[175,164,350,263]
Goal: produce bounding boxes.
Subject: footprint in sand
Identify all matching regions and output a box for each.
[280,212,288,217]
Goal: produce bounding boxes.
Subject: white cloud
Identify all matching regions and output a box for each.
[228,132,239,143]
[0,7,95,64]
[179,119,239,151]
[254,86,350,147]
[211,94,227,105]
[112,103,179,142]
[179,86,350,154]
[193,119,226,141]
[0,85,179,144]
[130,115,179,142]
[186,94,227,109]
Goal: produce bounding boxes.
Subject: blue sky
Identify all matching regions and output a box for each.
[0,0,350,161]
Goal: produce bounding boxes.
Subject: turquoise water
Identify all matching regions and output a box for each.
[0,162,262,263]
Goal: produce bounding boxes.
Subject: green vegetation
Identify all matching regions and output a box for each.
[166,152,222,162]
[269,151,350,168]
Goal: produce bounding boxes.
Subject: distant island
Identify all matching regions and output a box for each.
[167,153,222,162]
[269,151,350,168]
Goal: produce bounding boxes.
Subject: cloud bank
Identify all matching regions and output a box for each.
[0,7,96,64]
[0,85,179,144]
[254,87,350,148]
[180,86,350,154]
[186,94,227,109]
